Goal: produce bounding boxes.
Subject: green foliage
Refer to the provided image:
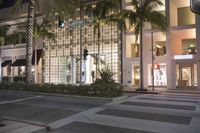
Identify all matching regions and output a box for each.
[13,76,25,82]
[0,26,9,46]
[90,66,123,97]
[0,82,122,97]
[33,18,55,41]
[5,32,26,45]
[97,66,116,82]
[122,0,167,40]
[2,76,11,82]
[84,0,121,38]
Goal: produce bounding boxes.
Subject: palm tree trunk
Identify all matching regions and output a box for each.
[139,27,144,90]
[25,0,35,84]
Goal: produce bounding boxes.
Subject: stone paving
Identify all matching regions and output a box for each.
[50,89,200,133]
[0,89,200,133]
[0,91,109,133]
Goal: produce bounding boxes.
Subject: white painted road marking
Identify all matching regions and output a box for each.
[0,96,43,105]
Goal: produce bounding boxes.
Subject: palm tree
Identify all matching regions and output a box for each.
[12,0,79,84]
[6,32,26,45]
[0,26,8,46]
[32,19,55,83]
[84,0,120,71]
[122,0,167,90]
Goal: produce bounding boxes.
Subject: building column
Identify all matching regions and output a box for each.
[196,15,200,89]
[165,0,176,89]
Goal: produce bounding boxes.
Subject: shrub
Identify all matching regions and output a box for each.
[0,82,122,97]
[97,66,116,83]
[2,76,11,82]
[91,66,123,97]
[13,76,25,82]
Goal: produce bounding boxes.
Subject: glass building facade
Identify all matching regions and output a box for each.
[43,8,122,84]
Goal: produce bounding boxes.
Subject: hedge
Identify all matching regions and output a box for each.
[0,82,123,97]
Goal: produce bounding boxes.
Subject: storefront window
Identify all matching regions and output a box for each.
[176,64,197,87]
[132,65,140,86]
[148,63,167,86]
[18,66,25,75]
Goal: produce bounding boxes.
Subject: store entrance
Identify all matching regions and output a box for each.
[177,65,194,88]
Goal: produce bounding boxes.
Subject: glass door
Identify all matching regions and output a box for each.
[178,65,193,88]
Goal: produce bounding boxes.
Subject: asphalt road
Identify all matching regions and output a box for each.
[0,91,110,125]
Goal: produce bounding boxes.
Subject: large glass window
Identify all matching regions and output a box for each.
[148,63,167,86]
[44,8,121,84]
[176,64,197,88]
[132,65,140,87]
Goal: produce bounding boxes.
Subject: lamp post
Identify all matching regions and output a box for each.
[151,32,155,91]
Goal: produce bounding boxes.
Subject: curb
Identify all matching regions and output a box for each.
[1,116,50,131]
[0,117,49,133]
[124,90,161,94]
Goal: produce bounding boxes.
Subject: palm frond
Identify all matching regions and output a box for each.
[0,26,9,37]
[143,0,164,12]
[122,10,137,30]
[54,0,80,18]
[134,21,143,42]
[33,20,55,41]
[131,0,139,11]
[147,11,167,32]
[12,0,24,13]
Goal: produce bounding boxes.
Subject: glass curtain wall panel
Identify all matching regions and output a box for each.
[43,2,122,84]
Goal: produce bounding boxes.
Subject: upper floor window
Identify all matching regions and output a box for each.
[178,7,195,26]
[170,0,195,26]
[155,41,166,56]
[182,39,196,55]
[126,35,140,58]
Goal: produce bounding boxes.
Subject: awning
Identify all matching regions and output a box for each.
[32,49,42,65]
[1,60,12,67]
[12,59,26,66]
